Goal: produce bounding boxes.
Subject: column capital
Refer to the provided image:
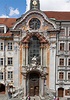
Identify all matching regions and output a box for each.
[41,76,45,79]
[23,73,27,79]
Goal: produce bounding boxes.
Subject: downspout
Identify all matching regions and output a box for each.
[4,39,7,93]
[55,21,62,97]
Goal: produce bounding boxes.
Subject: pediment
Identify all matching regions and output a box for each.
[22,33,49,44]
[12,10,57,31]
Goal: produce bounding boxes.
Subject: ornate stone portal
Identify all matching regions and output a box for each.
[22,56,47,99]
[12,1,58,99]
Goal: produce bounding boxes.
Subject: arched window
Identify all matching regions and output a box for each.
[28,36,40,64]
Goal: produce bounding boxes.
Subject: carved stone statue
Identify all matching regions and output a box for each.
[31,56,37,66]
[32,56,37,61]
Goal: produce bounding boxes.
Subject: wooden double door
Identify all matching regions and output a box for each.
[58,88,64,97]
[29,72,39,96]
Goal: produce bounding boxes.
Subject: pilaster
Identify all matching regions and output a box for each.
[23,74,27,98]
[41,76,45,97]
[20,43,23,85]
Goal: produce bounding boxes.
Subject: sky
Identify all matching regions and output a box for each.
[0,0,70,18]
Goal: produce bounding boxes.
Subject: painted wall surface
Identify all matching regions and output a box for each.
[49,44,56,91]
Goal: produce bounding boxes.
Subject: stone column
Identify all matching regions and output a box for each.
[23,75,26,98]
[41,77,44,97]
[25,44,28,66]
[45,47,47,67]
[41,48,43,65]
[43,47,47,66]
[40,44,43,66]
[39,77,41,96]
[23,44,25,65]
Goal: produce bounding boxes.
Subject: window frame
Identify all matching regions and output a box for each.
[59,58,64,66]
[68,58,70,66]
[8,71,13,80]
[0,58,3,66]
[65,89,70,96]
[0,27,4,33]
[28,36,41,64]
[59,27,66,37]
[59,43,65,51]
[68,42,70,51]
[7,57,13,66]
[59,72,64,80]
[68,27,70,36]
[29,18,41,30]
[0,72,3,80]
[67,71,70,81]
[7,42,13,51]
[0,42,3,51]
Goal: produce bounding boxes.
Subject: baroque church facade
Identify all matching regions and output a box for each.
[0,0,70,99]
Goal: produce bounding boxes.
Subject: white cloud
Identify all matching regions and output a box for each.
[9,7,19,16]
[26,0,70,11]
[26,0,30,11]
[0,14,9,18]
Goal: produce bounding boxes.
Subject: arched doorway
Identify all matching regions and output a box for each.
[27,71,40,96]
[58,88,64,97]
[0,83,5,94]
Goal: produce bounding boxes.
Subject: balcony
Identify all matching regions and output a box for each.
[21,65,45,74]
[57,50,70,56]
[57,80,65,87]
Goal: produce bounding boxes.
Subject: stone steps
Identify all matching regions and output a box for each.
[59,97,67,100]
[30,96,40,100]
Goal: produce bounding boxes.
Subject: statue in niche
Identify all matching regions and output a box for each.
[31,56,37,67]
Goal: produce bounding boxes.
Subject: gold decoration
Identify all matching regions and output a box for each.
[43,26,49,30]
[22,26,29,30]
[33,0,37,6]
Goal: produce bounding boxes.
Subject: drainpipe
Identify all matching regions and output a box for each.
[55,21,62,97]
[4,39,7,94]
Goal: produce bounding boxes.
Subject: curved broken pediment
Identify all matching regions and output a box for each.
[21,33,49,44]
[12,10,57,30]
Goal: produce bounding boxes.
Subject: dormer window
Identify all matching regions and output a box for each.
[0,25,7,33]
[0,27,4,33]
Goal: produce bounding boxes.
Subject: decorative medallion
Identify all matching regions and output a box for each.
[32,0,37,6]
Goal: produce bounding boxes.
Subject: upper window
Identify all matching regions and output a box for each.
[0,42,3,50]
[68,27,70,36]
[60,43,64,51]
[0,58,3,66]
[0,72,3,80]
[59,27,66,37]
[69,43,70,51]
[7,57,13,66]
[59,72,64,80]
[0,27,4,33]
[68,59,70,66]
[8,71,13,80]
[8,42,13,50]
[28,36,40,64]
[59,58,64,66]
[29,18,41,30]
[65,89,70,96]
[68,73,70,80]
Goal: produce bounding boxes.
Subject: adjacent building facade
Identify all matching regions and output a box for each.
[0,0,70,99]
